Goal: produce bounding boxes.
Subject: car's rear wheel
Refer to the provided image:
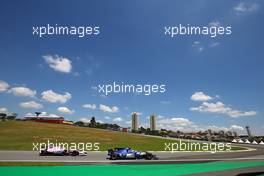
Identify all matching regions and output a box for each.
[71,150,79,156]
[39,150,46,156]
[63,150,68,156]
[111,154,117,160]
[145,153,153,160]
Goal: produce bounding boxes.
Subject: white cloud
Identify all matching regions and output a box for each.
[190,101,228,113]
[43,55,72,73]
[104,116,110,120]
[227,110,257,118]
[0,80,9,92]
[8,87,36,97]
[158,117,196,131]
[157,115,164,119]
[41,90,71,103]
[47,114,60,117]
[209,42,220,48]
[159,117,193,126]
[0,107,8,113]
[25,112,59,117]
[20,101,43,109]
[25,112,34,116]
[193,41,200,45]
[190,101,257,118]
[113,117,123,122]
[99,104,119,113]
[79,118,104,123]
[57,107,74,114]
[40,112,48,116]
[230,125,244,131]
[82,104,96,110]
[125,120,131,124]
[234,2,259,14]
[97,120,104,124]
[209,20,220,27]
[79,118,90,123]
[207,125,229,132]
[191,92,213,101]
[192,41,204,53]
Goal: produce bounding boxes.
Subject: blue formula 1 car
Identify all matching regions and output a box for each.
[107,147,156,160]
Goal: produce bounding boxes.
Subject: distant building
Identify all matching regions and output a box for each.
[233,131,238,137]
[150,114,156,131]
[25,116,64,124]
[120,128,129,132]
[24,114,66,124]
[131,113,138,131]
[245,126,252,137]
[62,121,74,125]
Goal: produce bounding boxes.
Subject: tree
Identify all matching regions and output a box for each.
[112,124,120,130]
[139,126,146,133]
[74,121,85,127]
[35,112,41,117]
[0,113,7,121]
[132,129,138,133]
[7,113,17,120]
[143,128,151,135]
[90,117,96,127]
[160,130,168,137]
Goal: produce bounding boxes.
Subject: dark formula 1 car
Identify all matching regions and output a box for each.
[107,147,156,160]
[39,146,87,156]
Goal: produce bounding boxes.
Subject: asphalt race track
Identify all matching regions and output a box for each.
[0,143,264,176]
[0,143,263,164]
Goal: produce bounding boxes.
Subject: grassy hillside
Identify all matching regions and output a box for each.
[0,121,244,151]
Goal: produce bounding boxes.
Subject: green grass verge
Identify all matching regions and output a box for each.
[0,162,63,166]
[0,121,245,151]
[1,161,264,176]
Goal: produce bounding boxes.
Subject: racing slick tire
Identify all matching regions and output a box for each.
[71,150,79,156]
[110,154,118,160]
[145,153,153,160]
[39,150,47,156]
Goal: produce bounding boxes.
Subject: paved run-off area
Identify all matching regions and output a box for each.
[1,161,264,176]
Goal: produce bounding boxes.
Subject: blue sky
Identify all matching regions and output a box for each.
[0,0,263,135]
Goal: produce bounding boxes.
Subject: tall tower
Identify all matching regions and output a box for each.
[150,114,156,131]
[245,126,251,137]
[131,113,138,131]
